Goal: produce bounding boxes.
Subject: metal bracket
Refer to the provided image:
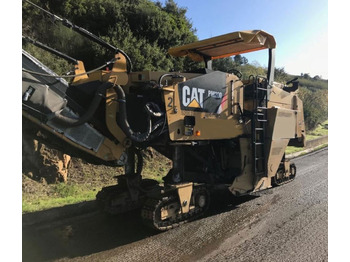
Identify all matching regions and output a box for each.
[172,182,193,214]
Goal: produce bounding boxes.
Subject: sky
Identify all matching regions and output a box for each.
[158,0,328,79]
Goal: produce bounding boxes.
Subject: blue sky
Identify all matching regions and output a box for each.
[158,0,328,79]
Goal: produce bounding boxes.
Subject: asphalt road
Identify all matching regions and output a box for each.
[23,148,328,262]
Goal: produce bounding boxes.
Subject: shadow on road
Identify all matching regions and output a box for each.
[22,193,259,262]
[207,191,259,217]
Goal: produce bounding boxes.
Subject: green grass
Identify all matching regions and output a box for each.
[286,120,328,155]
[285,146,304,155]
[306,120,328,140]
[22,151,170,214]
[22,184,97,213]
[314,143,328,151]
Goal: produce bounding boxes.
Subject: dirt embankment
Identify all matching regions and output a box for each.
[22,118,170,205]
[22,133,71,184]
[22,118,121,202]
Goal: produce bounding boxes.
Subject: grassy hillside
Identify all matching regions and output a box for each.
[22,149,171,213]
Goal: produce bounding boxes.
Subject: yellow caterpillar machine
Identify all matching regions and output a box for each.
[22,3,305,230]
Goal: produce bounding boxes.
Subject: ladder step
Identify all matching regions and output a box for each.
[253,81,267,179]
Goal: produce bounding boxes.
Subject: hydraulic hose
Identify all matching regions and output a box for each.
[135,149,143,176]
[53,81,113,127]
[114,85,153,143]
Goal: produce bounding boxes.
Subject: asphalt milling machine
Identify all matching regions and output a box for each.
[22,2,305,230]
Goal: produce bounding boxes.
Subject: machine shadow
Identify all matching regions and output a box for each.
[206,191,259,217]
[22,193,259,262]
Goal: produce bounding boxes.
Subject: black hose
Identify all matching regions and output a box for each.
[135,149,143,176]
[114,85,153,143]
[286,77,298,85]
[53,81,113,127]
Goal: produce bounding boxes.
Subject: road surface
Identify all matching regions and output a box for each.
[23,148,328,262]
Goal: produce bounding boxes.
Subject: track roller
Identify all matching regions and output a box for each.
[141,184,210,231]
[272,162,296,186]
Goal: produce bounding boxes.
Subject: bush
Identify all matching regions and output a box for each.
[298,87,328,130]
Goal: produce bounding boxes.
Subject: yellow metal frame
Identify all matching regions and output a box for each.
[168,30,276,62]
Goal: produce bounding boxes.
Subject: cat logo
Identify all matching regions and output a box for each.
[182,85,205,108]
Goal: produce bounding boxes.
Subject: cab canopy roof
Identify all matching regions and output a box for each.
[168,30,276,62]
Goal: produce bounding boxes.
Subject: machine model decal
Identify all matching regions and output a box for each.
[182,86,205,108]
[178,71,227,113]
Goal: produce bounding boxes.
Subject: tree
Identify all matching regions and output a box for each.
[234,54,248,66]
[298,87,328,130]
[274,67,288,83]
[212,57,235,72]
[301,73,311,80]
[22,0,201,72]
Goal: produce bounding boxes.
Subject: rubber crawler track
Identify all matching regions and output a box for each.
[141,186,210,231]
